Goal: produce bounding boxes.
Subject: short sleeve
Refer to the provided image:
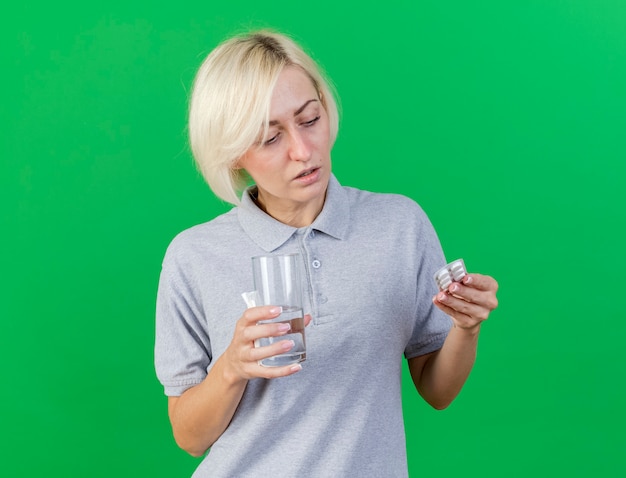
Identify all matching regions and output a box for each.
[403,204,453,359]
[154,240,212,396]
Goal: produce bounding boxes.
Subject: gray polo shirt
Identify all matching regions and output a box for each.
[155,174,452,477]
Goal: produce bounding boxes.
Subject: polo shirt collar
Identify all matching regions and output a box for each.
[237,174,350,252]
[311,174,350,240]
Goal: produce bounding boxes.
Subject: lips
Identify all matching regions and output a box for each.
[294,167,319,179]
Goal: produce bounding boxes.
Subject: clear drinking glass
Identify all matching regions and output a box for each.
[251,253,306,367]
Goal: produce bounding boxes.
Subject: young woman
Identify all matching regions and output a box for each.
[155,30,498,477]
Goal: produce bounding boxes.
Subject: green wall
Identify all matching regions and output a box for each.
[2,1,624,476]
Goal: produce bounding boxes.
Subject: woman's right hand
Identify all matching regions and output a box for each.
[168,306,311,455]
[221,306,311,382]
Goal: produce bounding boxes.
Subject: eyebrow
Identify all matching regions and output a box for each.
[268,99,318,126]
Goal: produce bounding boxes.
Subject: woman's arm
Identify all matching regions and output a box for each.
[408,273,498,409]
[168,357,248,457]
[168,306,310,457]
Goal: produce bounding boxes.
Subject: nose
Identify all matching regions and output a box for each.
[287,129,312,162]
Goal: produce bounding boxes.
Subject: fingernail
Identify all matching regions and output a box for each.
[438,292,447,302]
[269,306,283,314]
[463,276,472,284]
[290,364,302,372]
[282,340,295,350]
[278,323,291,332]
[450,284,459,293]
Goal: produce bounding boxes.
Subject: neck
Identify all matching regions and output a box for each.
[252,190,326,228]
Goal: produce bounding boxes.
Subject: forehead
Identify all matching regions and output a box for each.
[269,66,319,115]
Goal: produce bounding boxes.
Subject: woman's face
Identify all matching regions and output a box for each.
[237,66,332,227]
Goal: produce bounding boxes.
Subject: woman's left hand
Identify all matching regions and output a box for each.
[433,273,499,330]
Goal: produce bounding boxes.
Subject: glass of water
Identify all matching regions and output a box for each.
[251,253,306,367]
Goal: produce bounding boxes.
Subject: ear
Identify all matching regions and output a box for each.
[232,155,245,170]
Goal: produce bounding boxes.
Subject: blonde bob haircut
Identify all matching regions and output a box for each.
[188,30,340,206]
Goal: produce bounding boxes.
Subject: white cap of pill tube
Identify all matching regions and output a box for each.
[241,290,261,308]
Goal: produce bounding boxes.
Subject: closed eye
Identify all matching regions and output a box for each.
[264,132,280,146]
[302,116,320,127]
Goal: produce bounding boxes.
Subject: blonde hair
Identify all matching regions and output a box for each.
[188,30,340,205]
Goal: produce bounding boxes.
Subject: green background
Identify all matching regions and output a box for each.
[2,1,624,476]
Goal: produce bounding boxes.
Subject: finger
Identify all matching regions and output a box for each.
[447,282,499,311]
[242,320,294,343]
[461,273,499,293]
[435,291,492,322]
[304,314,312,327]
[433,297,470,322]
[255,362,304,379]
[240,305,283,325]
[432,299,479,330]
[249,338,296,363]
[246,341,305,379]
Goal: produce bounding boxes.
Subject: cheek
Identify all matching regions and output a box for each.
[315,127,332,153]
[319,117,332,147]
[239,152,276,180]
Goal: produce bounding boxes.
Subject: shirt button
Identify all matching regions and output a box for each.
[312,259,321,269]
